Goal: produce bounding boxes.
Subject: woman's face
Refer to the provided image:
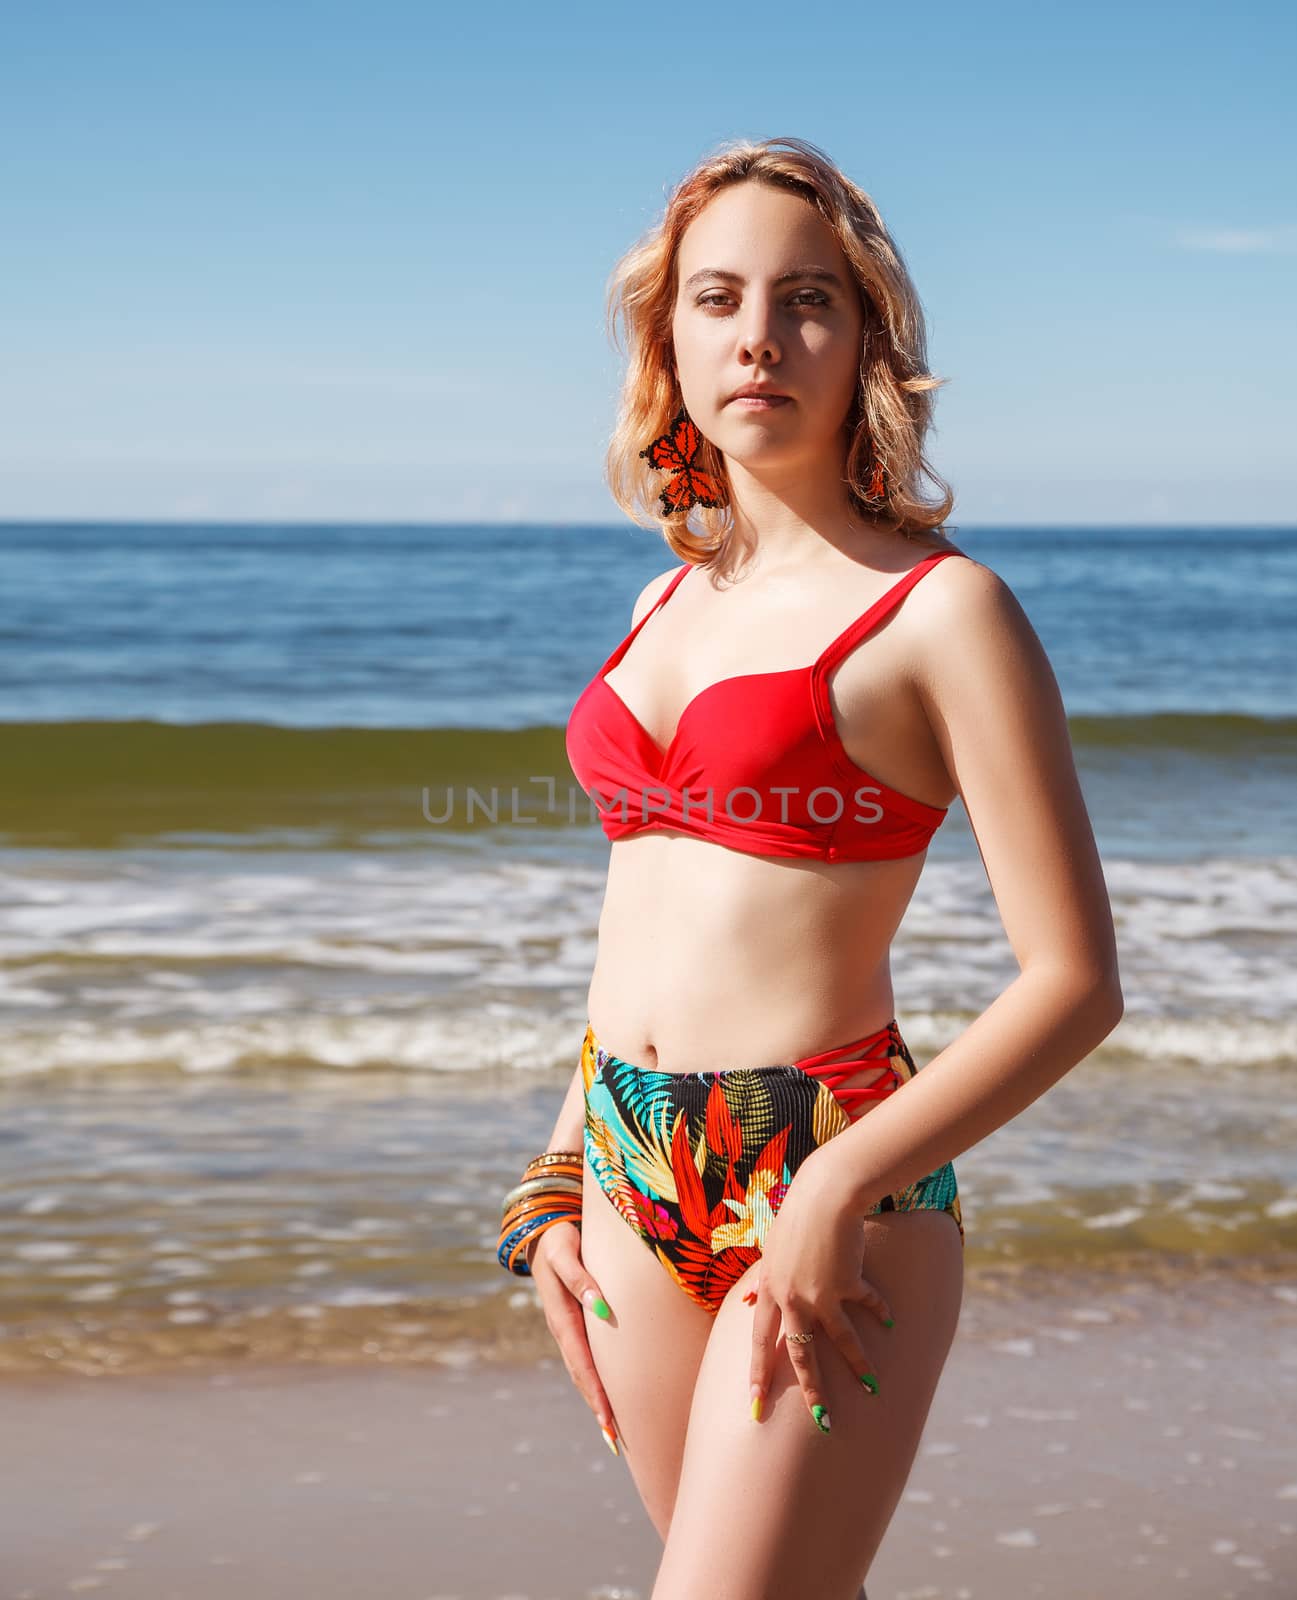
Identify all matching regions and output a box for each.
[670,181,865,476]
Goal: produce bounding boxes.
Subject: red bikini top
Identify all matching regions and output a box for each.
[565,548,966,863]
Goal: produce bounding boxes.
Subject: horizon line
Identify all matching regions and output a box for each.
[1,518,1294,532]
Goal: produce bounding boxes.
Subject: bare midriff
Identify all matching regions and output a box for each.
[584,829,931,1126]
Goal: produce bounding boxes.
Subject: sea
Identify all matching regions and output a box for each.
[1,520,1294,1379]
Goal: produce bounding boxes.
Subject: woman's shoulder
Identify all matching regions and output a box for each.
[629,563,688,628]
[904,531,1001,592]
[902,540,1038,678]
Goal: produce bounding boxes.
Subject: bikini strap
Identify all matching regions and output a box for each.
[816,549,965,676]
[599,564,694,673]
[645,563,693,618]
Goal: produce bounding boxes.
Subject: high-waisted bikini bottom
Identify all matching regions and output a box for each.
[581,1017,963,1316]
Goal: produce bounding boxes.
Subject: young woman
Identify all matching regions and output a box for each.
[497,136,1123,1599]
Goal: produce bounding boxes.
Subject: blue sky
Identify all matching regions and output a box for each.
[2,0,1293,525]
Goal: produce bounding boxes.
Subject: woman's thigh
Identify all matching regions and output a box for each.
[578,1153,716,1539]
[651,1209,964,1600]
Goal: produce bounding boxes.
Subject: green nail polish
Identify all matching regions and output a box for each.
[590,1294,611,1320]
[883,1317,895,1328]
[860,1372,880,1394]
[811,1403,831,1434]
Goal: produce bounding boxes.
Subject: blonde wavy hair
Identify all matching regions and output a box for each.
[604,135,956,570]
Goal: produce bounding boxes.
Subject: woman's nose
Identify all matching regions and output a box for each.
[736,299,782,365]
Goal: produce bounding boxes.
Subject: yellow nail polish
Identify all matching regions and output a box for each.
[750,1388,764,1422]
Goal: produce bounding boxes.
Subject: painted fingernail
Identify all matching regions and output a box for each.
[600,1422,620,1456]
[860,1372,880,1395]
[883,1316,895,1328]
[811,1403,831,1434]
[750,1384,764,1422]
[583,1289,611,1320]
[742,1289,758,1305]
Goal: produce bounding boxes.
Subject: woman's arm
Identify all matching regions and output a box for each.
[521,1061,587,1267]
[543,1060,586,1156]
[816,556,1124,1217]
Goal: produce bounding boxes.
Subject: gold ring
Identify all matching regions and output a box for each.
[786,1329,816,1344]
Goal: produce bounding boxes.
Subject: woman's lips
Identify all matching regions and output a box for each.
[729,395,791,409]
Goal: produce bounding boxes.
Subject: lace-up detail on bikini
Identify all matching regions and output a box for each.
[565,550,966,862]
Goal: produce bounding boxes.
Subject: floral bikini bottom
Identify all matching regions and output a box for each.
[581,1017,963,1316]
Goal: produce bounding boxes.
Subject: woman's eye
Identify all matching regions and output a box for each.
[697,291,828,310]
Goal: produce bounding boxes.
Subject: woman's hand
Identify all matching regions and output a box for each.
[529,1221,621,1454]
[746,1152,894,1433]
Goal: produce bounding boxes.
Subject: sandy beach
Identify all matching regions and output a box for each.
[5,1271,1294,1600]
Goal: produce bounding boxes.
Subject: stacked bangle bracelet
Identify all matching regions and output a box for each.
[497,1149,584,1276]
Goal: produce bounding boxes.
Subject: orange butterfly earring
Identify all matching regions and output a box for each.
[639,405,727,517]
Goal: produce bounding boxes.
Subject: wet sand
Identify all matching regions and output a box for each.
[5,1277,1295,1600]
